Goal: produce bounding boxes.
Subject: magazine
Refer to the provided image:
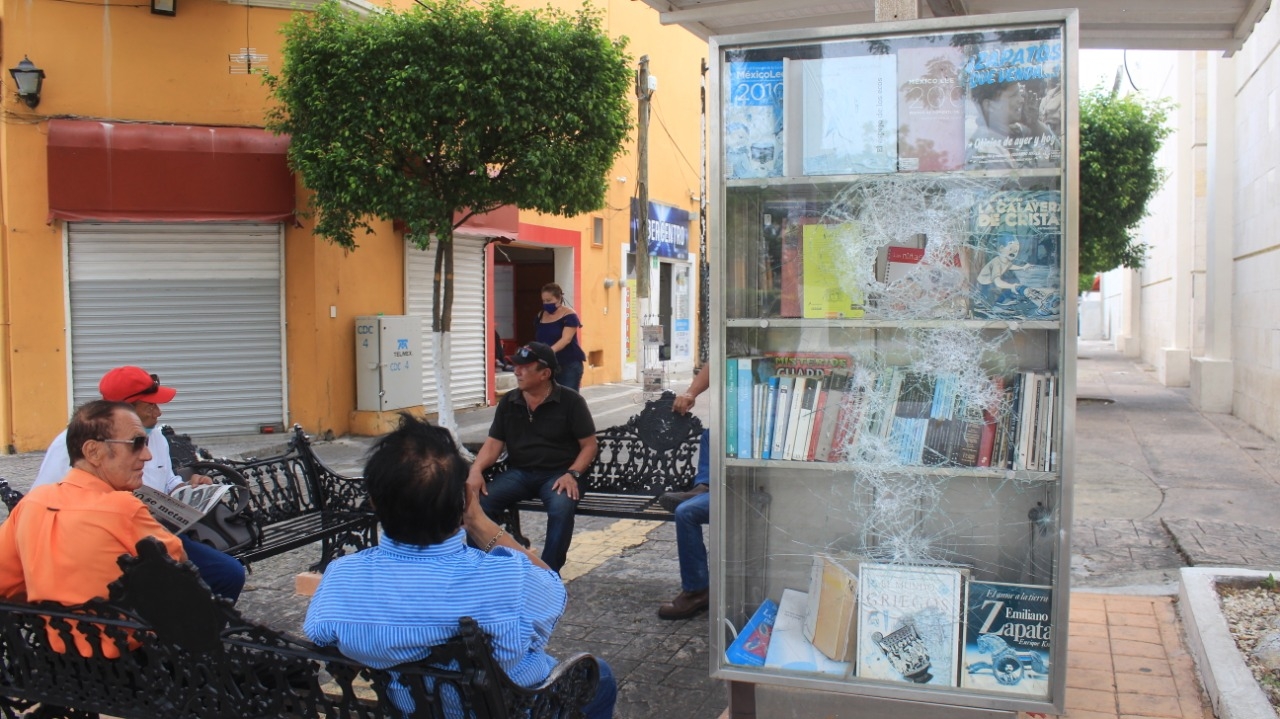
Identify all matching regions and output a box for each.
[135,483,235,535]
[725,61,785,179]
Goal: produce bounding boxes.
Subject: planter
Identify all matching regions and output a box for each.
[1179,567,1279,719]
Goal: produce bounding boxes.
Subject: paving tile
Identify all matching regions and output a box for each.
[1071,621,1111,638]
[1107,611,1159,628]
[1066,666,1117,691]
[1070,607,1109,627]
[1109,639,1168,660]
[1066,687,1118,713]
[1069,635,1112,654]
[1068,650,1115,671]
[1115,691,1183,717]
[1109,625,1163,645]
[1114,672,1179,697]
[1111,654,1172,677]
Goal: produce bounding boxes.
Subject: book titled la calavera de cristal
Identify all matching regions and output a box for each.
[970,190,1062,321]
[725,60,785,179]
[961,582,1052,696]
[856,563,964,686]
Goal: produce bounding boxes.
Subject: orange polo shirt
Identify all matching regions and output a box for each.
[0,468,185,656]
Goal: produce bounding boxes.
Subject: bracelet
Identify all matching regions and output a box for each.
[483,529,506,552]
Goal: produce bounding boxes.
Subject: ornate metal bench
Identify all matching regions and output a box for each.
[488,392,704,547]
[1,426,375,572]
[0,537,600,719]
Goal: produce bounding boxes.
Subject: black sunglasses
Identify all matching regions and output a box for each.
[513,346,548,367]
[125,374,161,402]
[99,436,148,453]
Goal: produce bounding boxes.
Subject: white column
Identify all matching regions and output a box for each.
[1158,55,1196,387]
[1190,53,1236,412]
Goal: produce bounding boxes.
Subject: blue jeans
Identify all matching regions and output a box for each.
[181,535,246,602]
[556,361,584,392]
[677,430,711,592]
[481,467,578,572]
[582,658,617,719]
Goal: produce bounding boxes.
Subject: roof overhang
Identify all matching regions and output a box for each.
[634,0,1273,55]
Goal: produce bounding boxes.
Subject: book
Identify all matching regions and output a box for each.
[726,61,785,179]
[766,351,854,380]
[961,582,1052,696]
[760,202,824,318]
[765,588,851,676]
[804,554,861,662]
[970,190,1062,321]
[883,245,925,284]
[725,598,779,667]
[760,375,780,460]
[961,38,1063,170]
[814,370,851,462]
[897,45,966,172]
[801,55,897,175]
[135,483,236,535]
[805,374,831,461]
[737,357,758,459]
[856,563,964,686]
[770,375,795,459]
[783,377,809,460]
[801,223,866,319]
[725,358,739,459]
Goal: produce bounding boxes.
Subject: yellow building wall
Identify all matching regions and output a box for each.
[1,0,706,449]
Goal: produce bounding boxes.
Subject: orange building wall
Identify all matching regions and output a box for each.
[1,0,707,449]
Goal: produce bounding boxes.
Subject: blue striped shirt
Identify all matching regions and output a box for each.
[304,529,566,692]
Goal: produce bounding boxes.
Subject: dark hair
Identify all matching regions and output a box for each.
[541,282,564,301]
[363,413,469,546]
[67,400,135,463]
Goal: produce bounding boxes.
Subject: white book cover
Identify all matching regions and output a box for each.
[856,563,964,686]
[801,55,897,175]
[765,587,851,676]
[771,376,795,459]
[783,377,808,460]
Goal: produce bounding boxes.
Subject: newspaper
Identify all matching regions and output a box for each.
[135,483,234,535]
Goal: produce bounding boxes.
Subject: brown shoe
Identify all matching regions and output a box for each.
[657,483,709,513]
[658,588,709,620]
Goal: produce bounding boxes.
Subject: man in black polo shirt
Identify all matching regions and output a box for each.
[466,342,597,572]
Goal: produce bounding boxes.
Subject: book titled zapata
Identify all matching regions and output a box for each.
[961,582,1052,697]
[970,190,1062,321]
[855,563,964,686]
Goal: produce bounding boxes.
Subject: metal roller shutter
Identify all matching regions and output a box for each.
[406,235,487,412]
[67,223,286,436]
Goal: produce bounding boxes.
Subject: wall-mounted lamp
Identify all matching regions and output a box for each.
[151,0,176,16]
[8,56,44,109]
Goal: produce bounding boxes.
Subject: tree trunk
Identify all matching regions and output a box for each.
[431,228,461,438]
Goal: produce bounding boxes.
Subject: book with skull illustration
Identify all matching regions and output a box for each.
[961,581,1052,696]
[855,563,964,686]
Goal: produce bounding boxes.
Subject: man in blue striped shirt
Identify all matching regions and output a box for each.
[304,415,616,718]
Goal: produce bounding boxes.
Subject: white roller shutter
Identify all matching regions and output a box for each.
[68,223,285,436]
[406,235,487,412]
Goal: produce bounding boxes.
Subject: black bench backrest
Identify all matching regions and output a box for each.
[0,537,599,719]
[587,391,704,495]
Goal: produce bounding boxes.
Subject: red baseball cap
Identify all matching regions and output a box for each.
[98,366,177,404]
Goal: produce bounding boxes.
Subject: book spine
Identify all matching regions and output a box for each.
[806,376,830,461]
[761,376,780,460]
[784,377,809,459]
[814,373,848,462]
[737,359,755,459]
[725,358,739,459]
[771,376,794,459]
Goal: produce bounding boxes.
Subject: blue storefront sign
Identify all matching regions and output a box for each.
[630,198,690,260]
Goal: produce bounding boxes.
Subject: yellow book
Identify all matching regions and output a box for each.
[801,223,866,319]
[803,553,860,661]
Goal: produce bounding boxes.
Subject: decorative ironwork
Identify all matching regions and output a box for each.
[0,538,599,718]
[0,479,20,514]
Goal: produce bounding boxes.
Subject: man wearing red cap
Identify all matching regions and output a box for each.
[31,366,245,601]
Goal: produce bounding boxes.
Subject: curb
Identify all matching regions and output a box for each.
[1178,566,1279,719]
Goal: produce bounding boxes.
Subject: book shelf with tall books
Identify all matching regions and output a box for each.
[710,10,1076,715]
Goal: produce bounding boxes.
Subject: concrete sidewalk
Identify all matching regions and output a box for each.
[1,344,1278,717]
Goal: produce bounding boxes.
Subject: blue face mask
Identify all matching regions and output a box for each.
[542,302,558,314]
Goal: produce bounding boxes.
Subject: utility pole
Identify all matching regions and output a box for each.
[636,55,652,299]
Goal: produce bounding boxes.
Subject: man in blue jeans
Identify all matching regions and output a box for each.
[657,363,711,620]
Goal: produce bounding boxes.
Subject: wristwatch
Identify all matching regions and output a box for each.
[566,470,582,480]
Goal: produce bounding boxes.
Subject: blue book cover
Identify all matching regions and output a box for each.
[970,191,1062,321]
[725,61,784,179]
[725,358,739,459]
[961,582,1052,697]
[725,598,779,667]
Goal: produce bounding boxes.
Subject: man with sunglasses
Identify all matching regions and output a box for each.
[466,342,597,572]
[30,366,245,601]
[0,400,187,625]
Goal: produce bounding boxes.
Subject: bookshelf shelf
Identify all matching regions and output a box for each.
[710,9,1076,717]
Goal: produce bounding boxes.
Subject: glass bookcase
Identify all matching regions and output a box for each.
[708,9,1076,714]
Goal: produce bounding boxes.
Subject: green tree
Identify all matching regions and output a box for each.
[1078,87,1173,290]
[265,0,632,429]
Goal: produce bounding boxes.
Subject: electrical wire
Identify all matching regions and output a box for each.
[1123,49,1139,93]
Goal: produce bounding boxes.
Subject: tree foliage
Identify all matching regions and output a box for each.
[265,0,633,330]
[1078,87,1173,284]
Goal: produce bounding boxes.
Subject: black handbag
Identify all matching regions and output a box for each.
[179,465,262,554]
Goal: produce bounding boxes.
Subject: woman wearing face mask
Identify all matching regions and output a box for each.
[535,283,587,392]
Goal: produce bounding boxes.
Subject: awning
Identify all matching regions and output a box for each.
[47,119,294,223]
[454,205,520,242]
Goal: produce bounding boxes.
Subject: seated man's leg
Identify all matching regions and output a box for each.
[180,535,246,602]
[659,488,710,620]
[580,657,617,719]
[536,472,578,572]
[479,468,540,519]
